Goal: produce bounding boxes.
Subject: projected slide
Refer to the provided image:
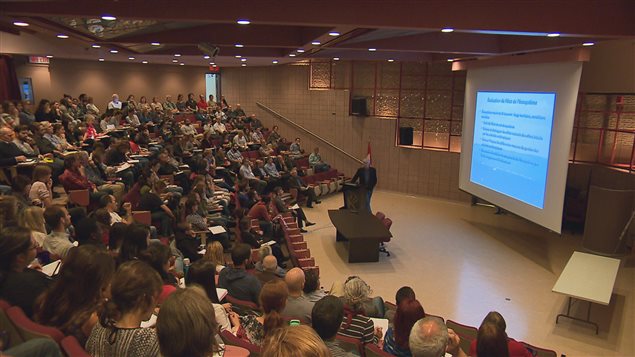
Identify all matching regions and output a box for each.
[470,91,556,208]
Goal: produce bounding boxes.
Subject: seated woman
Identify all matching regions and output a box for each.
[337,276,382,345]
[141,242,179,304]
[184,196,230,249]
[116,223,151,266]
[203,241,226,273]
[0,226,51,318]
[59,153,110,203]
[261,325,330,357]
[469,311,531,357]
[34,245,115,345]
[303,268,327,303]
[238,279,288,346]
[156,287,223,357]
[383,298,426,357]
[17,206,47,250]
[186,260,240,334]
[29,164,53,207]
[85,260,162,357]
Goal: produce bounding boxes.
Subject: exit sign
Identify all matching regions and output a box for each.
[29,56,50,64]
[208,65,220,73]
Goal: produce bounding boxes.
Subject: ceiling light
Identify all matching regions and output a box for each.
[142,60,148,64]
[241,58,247,62]
[57,34,69,39]
[210,62,215,65]
[447,58,455,62]
[297,49,305,53]
[333,57,340,61]
[13,21,29,27]
[128,56,135,60]
[289,53,296,57]
[235,44,244,48]
[110,49,118,54]
[203,55,210,59]
[172,59,178,63]
[179,63,185,66]
[387,59,394,62]
[328,31,340,36]
[583,42,595,46]
[98,58,105,62]
[101,15,116,21]
[46,55,53,59]
[151,42,161,46]
[237,19,250,25]
[547,33,560,37]
[241,64,247,67]
[272,60,279,64]
[212,64,217,67]
[91,44,101,48]
[311,41,321,46]
[441,28,454,33]
[174,54,181,57]
[368,48,376,51]
[235,55,242,58]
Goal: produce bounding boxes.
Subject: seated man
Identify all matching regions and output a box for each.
[232,130,248,151]
[409,316,467,357]
[239,159,267,193]
[312,296,358,357]
[218,243,262,305]
[309,147,330,173]
[288,168,320,208]
[289,137,304,157]
[264,157,282,178]
[43,205,74,260]
[0,127,27,166]
[272,186,314,233]
[255,255,282,285]
[282,268,314,323]
[138,180,176,237]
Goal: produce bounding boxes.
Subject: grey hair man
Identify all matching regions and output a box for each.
[409,316,467,357]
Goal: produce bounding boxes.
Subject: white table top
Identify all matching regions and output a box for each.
[552,251,620,305]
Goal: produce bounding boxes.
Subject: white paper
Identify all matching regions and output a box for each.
[127,160,140,164]
[72,241,79,247]
[290,204,300,210]
[179,277,186,288]
[116,163,132,172]
[140,314,157,328]
[208,226,226,234]
[261,240,276,247]
[216,288,228,301]
[41,260,61,277]
[198,249,207,255]
[370,318,389,340]
[106,124,116,130]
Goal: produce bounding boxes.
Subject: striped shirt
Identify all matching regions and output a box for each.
[337,313,378,344]
[86,323,159,357]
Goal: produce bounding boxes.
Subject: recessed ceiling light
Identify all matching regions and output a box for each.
[13,21,29,27]
[98,58,105,62]
[174,54,181,57]
[333,57,340,61]
[91,44,101,48]
[237,19,250,25]
[368,48,376,51]
[547,33,560,37]
[203,55,210,59]
[151,42,161,46]
[172,59,178,63]
[441,28,454,33]
[235,55,242,58]
[142,60,148,64]
[447,58,455,62]
[289,53,296,57]
[328,31,340,36]
[272,60,279,64]
[241,64,247,67]
[46,55,53,59]
[57,34,69,39]
[101,15,116,21]
[110,49,118,54]
[235,44,244,48]
[583,42,595,46]
[179,63,185,66]
[212,64,217,67]
[387,59,394,62]
[297,49,305,53]
[241,58,247,62]
[128,56,135,60]
[210,62,215,65]
[311,41,321,45]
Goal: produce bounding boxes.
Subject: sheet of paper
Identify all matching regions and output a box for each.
[370,318,389,340]
[41,260,61,277]
[290,204,300,210]
[178,277,186,288]
[216,288,228,301]
[208,226,226,234]
[127,160,140,164]
[261,240,276,247]
[116,163,132,172]
[198,249,207,255]
[140,314,157,328]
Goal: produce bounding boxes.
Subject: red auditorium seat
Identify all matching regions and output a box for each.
[0,300,24,349]
[521,342,558,357]
[61,335,91,357]
[445,320,478,354]
[366,343,393,357]
[335,335,363,355]
[225,295,259,311]
[220,330,261,355]
[6,306,65,343]
[375,211,386,221]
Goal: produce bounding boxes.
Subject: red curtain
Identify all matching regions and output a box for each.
[0,55,21,102]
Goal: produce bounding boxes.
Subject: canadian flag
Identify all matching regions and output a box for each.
[366,141,372,165]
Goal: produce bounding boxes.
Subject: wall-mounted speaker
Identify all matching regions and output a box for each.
[399,127,414,146]
[351,97,368,116]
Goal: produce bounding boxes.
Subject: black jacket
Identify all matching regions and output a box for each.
[351,166,377,191]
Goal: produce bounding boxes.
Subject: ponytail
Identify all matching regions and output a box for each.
[263,310,285,338]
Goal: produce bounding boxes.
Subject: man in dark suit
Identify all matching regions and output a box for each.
[288,168,320,208]
[351,158,377,212]
[0,127,27,165]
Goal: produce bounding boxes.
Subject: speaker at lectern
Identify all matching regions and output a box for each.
[342,183,369,212]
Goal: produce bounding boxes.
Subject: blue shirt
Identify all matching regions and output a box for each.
[383,327,412,357]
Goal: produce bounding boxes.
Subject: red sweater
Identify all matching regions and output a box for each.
[469,338,532,357]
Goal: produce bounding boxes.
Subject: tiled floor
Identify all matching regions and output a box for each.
[301,190,634,357]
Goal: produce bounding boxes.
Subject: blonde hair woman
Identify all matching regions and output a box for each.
[204,241,225,273]
[18,206,47,248]
[261,325,330,357]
